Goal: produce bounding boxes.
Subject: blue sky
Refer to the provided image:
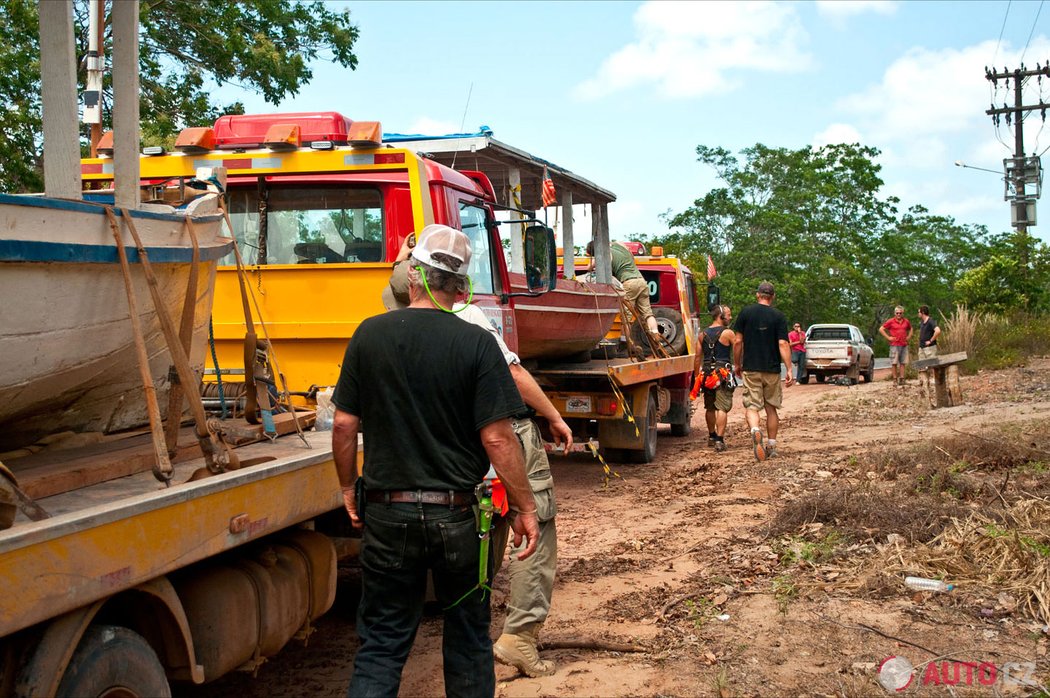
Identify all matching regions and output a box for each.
[214,0,1050,244]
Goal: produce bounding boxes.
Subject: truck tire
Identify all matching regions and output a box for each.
[670,419,691,437]
[627,391,659,464]
[814,373,825,383]
[56,625,170,698]
[631,308,686,356]
[847,364,860,385]
[863,360,875,383]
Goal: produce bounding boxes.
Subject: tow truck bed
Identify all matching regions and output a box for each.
[0,430,339,638]
[531,354,694,386]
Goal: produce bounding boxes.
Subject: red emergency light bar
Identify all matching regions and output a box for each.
[212,111,357,149]
[619,241,647,256]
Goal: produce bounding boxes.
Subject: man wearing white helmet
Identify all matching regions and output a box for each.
[333,224,539,697]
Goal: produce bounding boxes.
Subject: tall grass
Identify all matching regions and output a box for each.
[942,304,1050,372]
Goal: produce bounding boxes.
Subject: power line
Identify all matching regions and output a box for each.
[993,0,1012,66]
[1020,0,1044,64]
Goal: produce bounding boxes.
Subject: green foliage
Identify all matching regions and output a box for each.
[655,143,993,332]
[966,311,1050,371]
[955,230,1050,314]
[0,0,359,192]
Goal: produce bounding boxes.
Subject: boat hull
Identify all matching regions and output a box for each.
[508,273,620,360]
[0,194,232,451]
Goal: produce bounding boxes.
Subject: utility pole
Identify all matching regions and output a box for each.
[985,65,1050,248]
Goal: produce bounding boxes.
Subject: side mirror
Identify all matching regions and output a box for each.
[523,225,556,293]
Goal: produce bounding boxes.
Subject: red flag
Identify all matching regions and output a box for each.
[707,254,717,281]
[541,166,557,208]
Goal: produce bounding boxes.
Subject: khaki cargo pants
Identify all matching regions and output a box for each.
[491,418,558,634]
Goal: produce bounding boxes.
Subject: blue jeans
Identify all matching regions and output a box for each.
[791,350,806,380]
[348,502,494,698]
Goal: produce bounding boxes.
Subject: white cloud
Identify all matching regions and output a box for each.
[404,117,461,135]
[812,123,865,147]
[815,1,898,19]
[575,0,812,100]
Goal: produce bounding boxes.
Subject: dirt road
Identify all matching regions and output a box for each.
[181,362,1050,697]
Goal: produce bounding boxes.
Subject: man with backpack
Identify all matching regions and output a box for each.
[692,305,736,452]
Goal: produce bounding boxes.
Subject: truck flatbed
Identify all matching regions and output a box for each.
[531,354,695,386]
[0,430,339,638]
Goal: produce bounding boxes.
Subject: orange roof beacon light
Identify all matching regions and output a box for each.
[96,130,114,157]
[263,123,301,151]
[175,127,216,155]
[650,246,664,257]
[347,121,382,148]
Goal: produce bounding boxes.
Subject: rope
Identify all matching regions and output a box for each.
[208,318,229,418]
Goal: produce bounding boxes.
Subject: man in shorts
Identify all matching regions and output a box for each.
[880,305,913,387]
[732,282,794,461]
[695,305,735,452]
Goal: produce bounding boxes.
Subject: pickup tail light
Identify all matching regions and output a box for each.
[847,345,853,358]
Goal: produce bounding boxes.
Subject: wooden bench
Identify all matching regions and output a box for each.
[913,351,968,408]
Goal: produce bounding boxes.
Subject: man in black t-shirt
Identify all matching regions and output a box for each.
[732,282,794,461]
[332,224,538,698]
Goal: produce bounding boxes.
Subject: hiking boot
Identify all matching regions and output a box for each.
[751,428,766,462]
[766,443,778,459]
[494,626,555,677]
[707,432,717,447]
[714,440,727,452]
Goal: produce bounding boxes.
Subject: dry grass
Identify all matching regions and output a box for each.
[768,484,967,544]
[876,499,1050,624]
[940,303,986,356]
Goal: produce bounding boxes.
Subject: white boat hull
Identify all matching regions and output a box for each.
[0,193,232,451]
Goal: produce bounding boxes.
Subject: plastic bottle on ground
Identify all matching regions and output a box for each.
[905,576,954,592]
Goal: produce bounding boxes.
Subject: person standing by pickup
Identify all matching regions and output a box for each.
[586,240,659,335]
[879,306,913,387]
[733,282,794,461]
[917,305,941,360]
[333,225,539,698]
[788,322,807,382]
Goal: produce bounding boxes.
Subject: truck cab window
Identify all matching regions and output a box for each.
[459,203,494,294]
[223,185,384,265]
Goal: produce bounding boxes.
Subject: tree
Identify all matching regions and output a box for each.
[955,230,1050,313]
[0,0,360,192]
[652,143,993,337]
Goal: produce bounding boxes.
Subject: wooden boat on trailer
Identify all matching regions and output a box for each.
[0,192,232,451]
[507,271,620,360]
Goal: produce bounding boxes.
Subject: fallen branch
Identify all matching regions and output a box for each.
[539,637,648,653]
[817,613,939,656]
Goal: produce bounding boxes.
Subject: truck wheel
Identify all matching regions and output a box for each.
[56,625,170,698]
[815,373,825,383]
[862,361,875,383]
[627,391,659,464]
[847,364,860,385]
[632,308,686,356]
[670,419,691,437]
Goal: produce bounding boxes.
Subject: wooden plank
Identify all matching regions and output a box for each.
[913,351,968,370]
[13,429,203,500]
[38,0,82,199]
[946,364,963,406]
[592,203,611,284]
[219,411,317,445]
[508,167,524,273]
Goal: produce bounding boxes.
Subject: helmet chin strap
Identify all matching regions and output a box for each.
[415,266,474,313]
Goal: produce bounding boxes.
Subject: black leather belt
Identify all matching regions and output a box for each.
[366,490,475,506]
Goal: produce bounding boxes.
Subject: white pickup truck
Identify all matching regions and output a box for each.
[802,323,875,385]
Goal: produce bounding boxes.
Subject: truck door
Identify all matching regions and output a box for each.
[456,199,517,353]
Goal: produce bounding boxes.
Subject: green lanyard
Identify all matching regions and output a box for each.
[445,482,494,608]
[416,266,474,313]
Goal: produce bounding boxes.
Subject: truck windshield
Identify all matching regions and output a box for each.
[809,328,851,341]
[221,185,384,265]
